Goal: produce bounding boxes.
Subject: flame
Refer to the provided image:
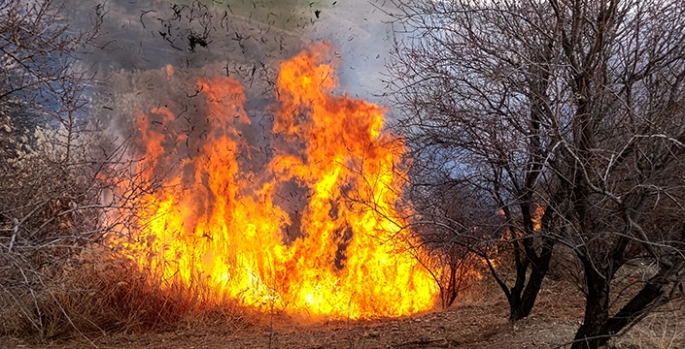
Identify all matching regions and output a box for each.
[165,64,174,78]
[114,43,437,319]
[532,205,544,232]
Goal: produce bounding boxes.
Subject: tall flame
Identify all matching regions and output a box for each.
[115,43,437,319]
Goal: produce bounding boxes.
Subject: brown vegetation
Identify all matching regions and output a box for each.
[3,0,685,348]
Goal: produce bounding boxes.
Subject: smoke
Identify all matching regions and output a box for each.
[62,0,400,240]
[62,0,400,160]
[305,0,400,100]
[66,0,398,99]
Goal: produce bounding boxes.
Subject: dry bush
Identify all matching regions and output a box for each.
[0,0,249,342]
[0,122,247,341]
[546,246,583,283]
[408,226,493,310]
[429,246,485,309]
[0,121,111,339]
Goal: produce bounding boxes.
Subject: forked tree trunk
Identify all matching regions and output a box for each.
[571,261,673,349]
[509,252,554,321]
[497,238,555,321]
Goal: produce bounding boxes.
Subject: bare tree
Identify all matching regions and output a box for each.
[388,0,563,322]
[388,0,685,348]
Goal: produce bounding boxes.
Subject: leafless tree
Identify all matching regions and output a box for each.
[388,0,685,348]
[1,0,104,130]
[388,0,562,322]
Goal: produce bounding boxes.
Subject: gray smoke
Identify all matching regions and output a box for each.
[63,0,400,239]
[66,0,398,102]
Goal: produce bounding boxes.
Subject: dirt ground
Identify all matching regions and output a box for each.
[2,279,683,349]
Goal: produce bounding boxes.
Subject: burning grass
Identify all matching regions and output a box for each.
[108,42,438,319]
[1,43,448,342]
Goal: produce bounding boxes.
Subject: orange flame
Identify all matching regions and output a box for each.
[115,43,437,319]
[532,205,544,232]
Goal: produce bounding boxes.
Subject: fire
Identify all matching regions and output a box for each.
[532,205,544,232]
[165,64,174,78]
[114,43,437,319]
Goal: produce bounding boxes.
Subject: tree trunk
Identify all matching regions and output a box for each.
[508,243,554,321]
[571,262,610,349]
[508,292,524,321]
[518,248,554,319]
[571,261,673,349]
[571,268,609,349]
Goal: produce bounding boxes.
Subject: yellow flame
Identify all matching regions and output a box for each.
[113,43,438,319]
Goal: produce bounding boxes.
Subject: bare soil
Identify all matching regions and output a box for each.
[2,279,683,349]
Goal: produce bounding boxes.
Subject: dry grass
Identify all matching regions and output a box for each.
[0,246,248,342]
[3,248,684,349]
[606,304,685,349]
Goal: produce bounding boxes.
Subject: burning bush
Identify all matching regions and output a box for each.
[110,43,439,320]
